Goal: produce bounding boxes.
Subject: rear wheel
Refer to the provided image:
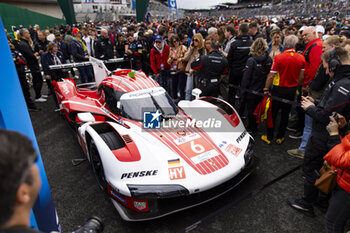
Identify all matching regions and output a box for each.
[89,139,107,191]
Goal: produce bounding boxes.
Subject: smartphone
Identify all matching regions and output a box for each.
[332,112,339,121]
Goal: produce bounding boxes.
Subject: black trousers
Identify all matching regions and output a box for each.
[228,73,243,108]
[246,96,262,132]
[326,185,350,233]
[17,69,36,109]
[267,86,297,140]
[199,81,220,97]
[171,71,187,100]
[28,62,43,99]
[302,135,329,206]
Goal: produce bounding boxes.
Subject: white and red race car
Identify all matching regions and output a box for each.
[52,58,258,221]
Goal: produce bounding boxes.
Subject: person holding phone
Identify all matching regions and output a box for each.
[288,47,350,218]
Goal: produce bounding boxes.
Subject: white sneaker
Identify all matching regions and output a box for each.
[41,94,48,98]
[35,97,47,102]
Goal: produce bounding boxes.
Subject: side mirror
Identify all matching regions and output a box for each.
[77,112,95,123]
[192,88,202,99]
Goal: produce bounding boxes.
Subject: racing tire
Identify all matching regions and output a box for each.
[100,131,124,150]
[89,139,107,191]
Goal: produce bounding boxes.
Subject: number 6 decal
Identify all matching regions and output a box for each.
[190,140,205,154]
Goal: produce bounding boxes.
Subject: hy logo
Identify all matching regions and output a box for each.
[143,110,161,129]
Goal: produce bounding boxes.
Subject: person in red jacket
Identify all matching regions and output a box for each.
[324,114,350,233]
[291,26,324,135]
[150,35,170,93]
[302,26,323,89]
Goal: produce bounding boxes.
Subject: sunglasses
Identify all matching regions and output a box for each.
[173,40,178,43]
[193,39,199,42]
[155,41,162,44]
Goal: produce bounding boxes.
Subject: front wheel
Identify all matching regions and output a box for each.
[89,140,107,191]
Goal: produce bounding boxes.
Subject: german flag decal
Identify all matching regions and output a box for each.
[168,159,180,166]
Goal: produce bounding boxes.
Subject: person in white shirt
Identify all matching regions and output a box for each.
[82,27,92,56]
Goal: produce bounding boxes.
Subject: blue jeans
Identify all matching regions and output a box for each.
[78,66,93,83]
[299,114,312,152]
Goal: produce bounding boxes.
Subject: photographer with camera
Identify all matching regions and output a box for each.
[0,129,104,233]
[288,47,350,217]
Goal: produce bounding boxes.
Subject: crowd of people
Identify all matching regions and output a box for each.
[3,13,350,232]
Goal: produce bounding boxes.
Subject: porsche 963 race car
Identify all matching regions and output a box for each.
[52,58,258,221]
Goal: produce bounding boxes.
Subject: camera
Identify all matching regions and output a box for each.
[71,216,104,233]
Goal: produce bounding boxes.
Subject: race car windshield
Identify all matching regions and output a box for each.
[120,87,178,121]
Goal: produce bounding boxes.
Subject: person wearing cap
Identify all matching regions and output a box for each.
[109,25,117,45]
[70,28,93,83]
[302,26,323,92]
[46,29,55,42]
[315,25,325,39]
[150,35,170,92]
[290,26,323,135]
[288,35,344,158]
[53,32,65,56]
[296,26,307,53]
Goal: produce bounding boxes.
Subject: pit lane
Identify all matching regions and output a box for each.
[30,91,345,233]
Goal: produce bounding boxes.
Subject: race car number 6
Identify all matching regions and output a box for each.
[190,140,205,154]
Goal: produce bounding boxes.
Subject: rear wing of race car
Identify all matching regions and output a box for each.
[49,58,125,86]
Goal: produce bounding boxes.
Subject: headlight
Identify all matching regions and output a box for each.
[127,184,189,199]
[244,137,255,163]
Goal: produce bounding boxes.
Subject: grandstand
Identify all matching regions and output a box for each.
[184,0,350,18]
[73,0,135,22]
[147,0,184,19]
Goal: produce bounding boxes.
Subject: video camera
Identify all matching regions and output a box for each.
[71,216,104,233]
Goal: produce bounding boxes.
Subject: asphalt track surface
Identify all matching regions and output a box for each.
[29,86,350,233]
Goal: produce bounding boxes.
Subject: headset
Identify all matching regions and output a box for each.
[328,48,341,73]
